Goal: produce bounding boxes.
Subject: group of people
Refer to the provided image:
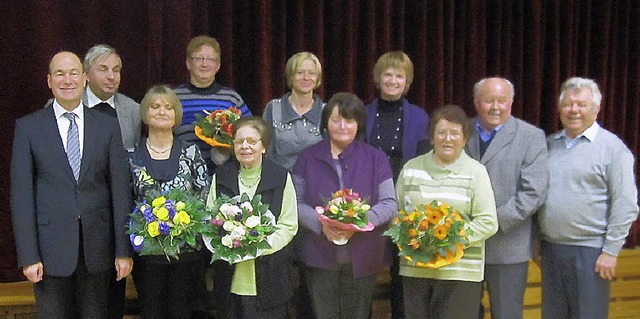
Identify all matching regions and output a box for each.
[10,33,638,319]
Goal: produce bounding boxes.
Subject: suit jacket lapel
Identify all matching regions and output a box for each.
[41,105,78,183]
[481,116,516,164]
[114,93,130,121]
[78,106,97,183]
[465,119,482,161]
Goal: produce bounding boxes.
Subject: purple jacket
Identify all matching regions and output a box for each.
[365,98,430,164]
[292,138,394,277]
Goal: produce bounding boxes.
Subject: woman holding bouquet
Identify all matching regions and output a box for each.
[207,116,298,318]
[292,92,398,319]
[129,85,210,319]
[395,104,498,318]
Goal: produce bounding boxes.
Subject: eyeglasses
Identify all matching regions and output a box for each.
[190,56,219,64]
[435,130,463,141]
[233,137,261,146]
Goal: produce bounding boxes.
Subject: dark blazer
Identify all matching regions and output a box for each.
[46,89,142,152]
[11,105,133,277]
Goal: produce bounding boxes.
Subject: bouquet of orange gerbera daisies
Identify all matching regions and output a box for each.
[383,200,470,268]
[194,107,242,148]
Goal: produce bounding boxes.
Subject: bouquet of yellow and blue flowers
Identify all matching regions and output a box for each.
[202,193,276,264]
[194,107,242,148]
[128,188,209,260]
[315,188,375,245]
[384,200,470,269]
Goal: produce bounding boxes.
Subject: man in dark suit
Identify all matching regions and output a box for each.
[11,51,133,318]
[465,77,549,319]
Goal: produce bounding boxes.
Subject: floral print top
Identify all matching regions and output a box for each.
[130,138,210,202]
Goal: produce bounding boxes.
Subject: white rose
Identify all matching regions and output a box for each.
[223,221,236,232]
[361,204,371,211]
[231,226,246,239]
[240,202,253,212]
[244,215,261,228]
[221,235,234,248]
[220,203,242,218]
[133,235,144,246]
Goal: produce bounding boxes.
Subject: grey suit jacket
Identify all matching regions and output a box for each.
[11,105,133,276]
[82,91,141,152]
[465,116,549,264]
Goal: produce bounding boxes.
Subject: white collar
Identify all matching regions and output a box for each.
[556,121,599,142]
[53,99,84,121]
[86,88,116,109]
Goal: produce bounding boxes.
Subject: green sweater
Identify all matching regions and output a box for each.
[397,151,498,282]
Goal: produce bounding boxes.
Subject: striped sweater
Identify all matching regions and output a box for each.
[173,82,252,174]
[397,151,498,282]
[174,82,251,125]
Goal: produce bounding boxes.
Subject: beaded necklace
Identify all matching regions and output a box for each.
[146,140,172,154]
[239,175,261,188]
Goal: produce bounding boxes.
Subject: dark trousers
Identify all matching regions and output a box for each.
[228,294,287,319]
[304,264,376,319]
[132,256,205,319]
[388,243,404,319]
[107,268,127,319]
[403,276,482,319]
[540,242,610,319]
[292,263,315,319]
[33,254,110,319]
[484,262,529,319]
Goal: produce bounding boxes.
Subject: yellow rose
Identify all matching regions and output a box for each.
[154,207,170,221]
[152,196,166,208]
[173,211,191,225]
[175,201,186,211]
[147,221,160,237]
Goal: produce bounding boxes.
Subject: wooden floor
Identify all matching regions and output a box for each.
[3,249,640,319]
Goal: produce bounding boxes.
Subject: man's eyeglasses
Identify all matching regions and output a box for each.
[233,137,261,146]
[190,56,219,64]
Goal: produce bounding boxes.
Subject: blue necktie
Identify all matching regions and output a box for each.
[64,112,81,180]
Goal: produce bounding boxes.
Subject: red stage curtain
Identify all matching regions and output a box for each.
[0,0,638,282]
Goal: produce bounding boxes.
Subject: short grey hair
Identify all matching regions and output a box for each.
[558,77,602,110]
[473,77,515,100]
[83,44,121,71]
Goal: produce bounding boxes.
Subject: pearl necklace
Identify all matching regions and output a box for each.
[146,140,172,154]
[239,175,261,188]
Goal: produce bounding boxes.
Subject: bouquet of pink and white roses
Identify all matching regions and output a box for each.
[315,188,375,245]
[203,193,276,264]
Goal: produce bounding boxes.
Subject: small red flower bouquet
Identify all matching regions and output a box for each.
[194,107,242,148]
[315,188,374,245]
[384,200,470,269]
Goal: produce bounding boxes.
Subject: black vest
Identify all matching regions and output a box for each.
[213,158,292,312]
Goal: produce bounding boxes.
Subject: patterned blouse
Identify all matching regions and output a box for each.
[130,138,210,201]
